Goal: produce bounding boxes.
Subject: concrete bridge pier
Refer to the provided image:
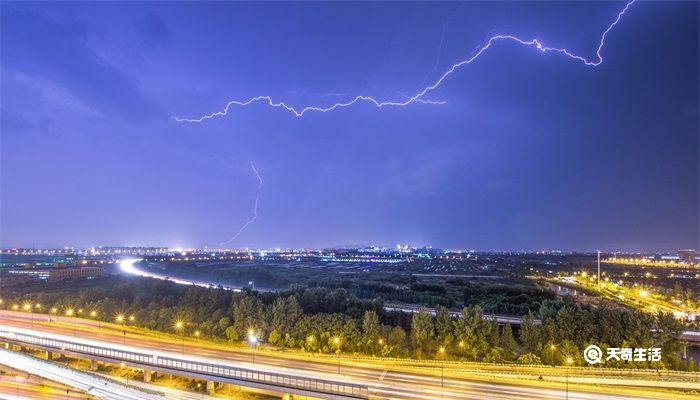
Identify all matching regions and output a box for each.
[206,380,215,394]
[90,359,98,371]
[44,350,53,360]
[143,369,154,382]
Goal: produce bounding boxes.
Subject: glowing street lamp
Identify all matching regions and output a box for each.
[333,337,341,374]
[566,357,573,400]
[438,346,446,397]
[550,344,556,367]
[248,330,258,364]
[175,321,185,354]
[117,314,128,344]
[65,309,77,336]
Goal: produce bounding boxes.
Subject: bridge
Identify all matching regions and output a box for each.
[0,325,368,400]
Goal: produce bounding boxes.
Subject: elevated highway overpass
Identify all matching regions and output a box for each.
[0,325,367,400]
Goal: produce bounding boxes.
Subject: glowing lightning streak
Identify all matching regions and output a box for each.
[419,3,462,87]
[173,0,635,123]
[220,162,262,247]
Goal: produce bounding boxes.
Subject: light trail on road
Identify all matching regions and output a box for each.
[0,316,687,400]
[0,349,162,400]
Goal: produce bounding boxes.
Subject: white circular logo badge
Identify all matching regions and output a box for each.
[583,344,603,364]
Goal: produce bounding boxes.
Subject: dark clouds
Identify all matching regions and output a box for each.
[136,13,172,48]
[1,6,163,122]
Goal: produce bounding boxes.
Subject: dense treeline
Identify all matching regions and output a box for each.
[144,263,456,307]
[463,282,557,315]
[3,276,694,370]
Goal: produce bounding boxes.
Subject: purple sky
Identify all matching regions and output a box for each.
[1,1,698,252]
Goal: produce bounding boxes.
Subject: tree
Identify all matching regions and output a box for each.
[517,352,542,364]
[387,326,407,351]
[435,305,455,349]
[341,319,362,352]
[362,310,381,353]
[655,312,684,366]
[519,311,540,353]
[500,323,516,360]
[454,306,488,361]
[225,326,239,342]
[270,296,302,337]
[268,330,281,345]
[411,307,434,358]
[484,347,505,363]
[231,293,266,340]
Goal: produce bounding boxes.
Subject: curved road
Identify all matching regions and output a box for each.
[1,312,693,400]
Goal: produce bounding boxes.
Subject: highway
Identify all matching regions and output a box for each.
[0,371,90,400]
[0,348,162,400]
[1,312,693,400]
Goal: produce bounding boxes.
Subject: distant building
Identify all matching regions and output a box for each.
[0,273,37,288]
[0,265,105,286]
[678,250,697,264]
[48,266,104,282]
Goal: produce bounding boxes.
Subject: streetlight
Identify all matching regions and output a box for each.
[333,337,341,374]
[117,314,127,344]
[438,346,446,399]
[65,309,76,336]
[550,344,556,367]
[248,330,258,364]
[175,321,185,354]
[566,357,573,400]
[23,303,33,326]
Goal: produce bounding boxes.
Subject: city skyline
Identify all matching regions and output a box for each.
[2,1,698,251]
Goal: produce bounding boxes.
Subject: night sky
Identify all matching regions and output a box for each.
[1,1,698,252]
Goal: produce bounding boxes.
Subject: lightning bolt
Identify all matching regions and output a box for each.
[419,3,462,87]
[220,161,263,247]
[173,0,635,123]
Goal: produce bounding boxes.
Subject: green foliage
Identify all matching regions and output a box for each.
[517,352,542,364]
[3,276,687,370]
[410,307,434,357]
